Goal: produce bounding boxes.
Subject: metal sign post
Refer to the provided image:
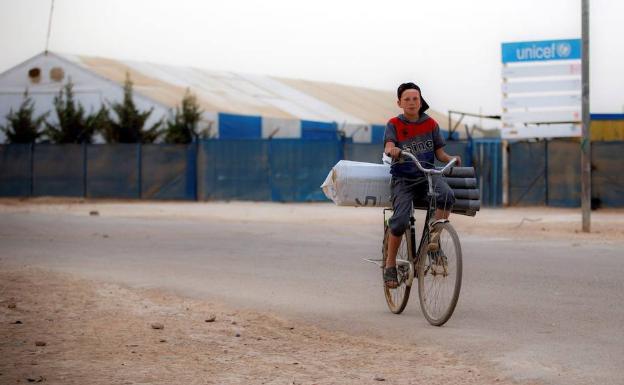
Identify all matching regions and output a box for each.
[581,0,591,232]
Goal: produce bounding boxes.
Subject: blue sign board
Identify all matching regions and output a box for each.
[502,39,581,63]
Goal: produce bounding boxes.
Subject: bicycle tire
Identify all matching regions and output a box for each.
[417,222,462,326]
[382,227,412,314]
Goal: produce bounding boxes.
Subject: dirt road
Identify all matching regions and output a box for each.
[1,200,623,384]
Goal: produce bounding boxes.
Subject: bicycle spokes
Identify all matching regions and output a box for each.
[418,223,462,326]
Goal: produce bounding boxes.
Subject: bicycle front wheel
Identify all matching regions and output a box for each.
[382,228,412,314]
[417,222,462,326]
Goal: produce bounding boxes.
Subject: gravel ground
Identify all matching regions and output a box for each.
[0,267,524,385]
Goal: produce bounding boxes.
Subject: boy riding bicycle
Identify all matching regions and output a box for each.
[384,82,461,288]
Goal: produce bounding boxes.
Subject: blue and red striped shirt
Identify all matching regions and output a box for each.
[384,113,446,178]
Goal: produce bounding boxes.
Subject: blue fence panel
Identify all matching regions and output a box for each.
[199,139,270,201]
[442,141,472,167]
[0,144,31,196]
[592,141,624,208]
[547,140,580,207]
[371,124,386,143]
[472,139,502,206]
[86,144,140,198]
[4,140,621,206]
[218,113,262,139]
[141,144,196,200]
[33,144,84,197]
[439,129,460,141]
[301,120,338,140]
[509,141,546,205]
[344,143,383,163]
[270,140,340,201]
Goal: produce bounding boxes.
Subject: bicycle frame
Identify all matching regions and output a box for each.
[385,151,458,287]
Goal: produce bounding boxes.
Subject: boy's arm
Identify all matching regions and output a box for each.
[435,148,462,166]
[432,122,461,166]
[384,120,401,160]
[385,141,402,160]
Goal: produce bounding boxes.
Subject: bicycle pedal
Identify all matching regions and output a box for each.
[427,242,440,252]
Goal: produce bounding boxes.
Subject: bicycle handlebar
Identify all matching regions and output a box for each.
[400,150,457,175]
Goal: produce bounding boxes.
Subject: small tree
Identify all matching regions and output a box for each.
[45,79,100,143]
[0,90,48,143]
[163,89,203,144]
[103,73,162,143]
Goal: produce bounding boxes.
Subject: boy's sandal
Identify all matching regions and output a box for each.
[427,220,445,251]
[384,266,399,288]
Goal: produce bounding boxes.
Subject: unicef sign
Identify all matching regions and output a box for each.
[502,39,581,63]
[500,38,583,139]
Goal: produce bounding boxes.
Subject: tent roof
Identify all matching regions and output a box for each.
[52,53,455,127]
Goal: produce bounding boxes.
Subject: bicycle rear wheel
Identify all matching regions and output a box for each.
[417,222,462,326]
[382,228,412,314]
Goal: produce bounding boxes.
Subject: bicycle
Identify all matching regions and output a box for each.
[382,150,462,327]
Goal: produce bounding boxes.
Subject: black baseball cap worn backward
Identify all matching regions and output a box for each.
[397,82,429,115]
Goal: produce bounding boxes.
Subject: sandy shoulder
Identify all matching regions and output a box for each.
[1,198,623,243]
[0,267,528,385]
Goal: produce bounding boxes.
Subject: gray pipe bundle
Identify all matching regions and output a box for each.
[321,161,480,217]
[444,167,480,216]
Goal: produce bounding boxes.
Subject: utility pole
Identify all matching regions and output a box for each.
[45,0,55,54]
[581,0,591,232]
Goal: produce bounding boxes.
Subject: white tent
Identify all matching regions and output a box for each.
[0,52,458,142]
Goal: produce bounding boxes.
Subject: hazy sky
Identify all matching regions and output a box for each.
[1,0,623,121]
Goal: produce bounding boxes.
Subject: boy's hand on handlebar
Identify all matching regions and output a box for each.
[454,155,462,167]
[386,147,402,160]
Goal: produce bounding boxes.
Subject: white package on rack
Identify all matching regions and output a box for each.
[321,160,392,207]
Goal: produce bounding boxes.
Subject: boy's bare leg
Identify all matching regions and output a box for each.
[385,233,402,288]
[389,208,450,261]
[429,209,450,251]
[434,208,450,220]
[386,233,402,268]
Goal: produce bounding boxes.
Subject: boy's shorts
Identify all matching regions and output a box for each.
[388,175,455,237]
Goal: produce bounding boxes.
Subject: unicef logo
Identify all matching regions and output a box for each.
[505,40,580,63]
[556,43,572,58]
